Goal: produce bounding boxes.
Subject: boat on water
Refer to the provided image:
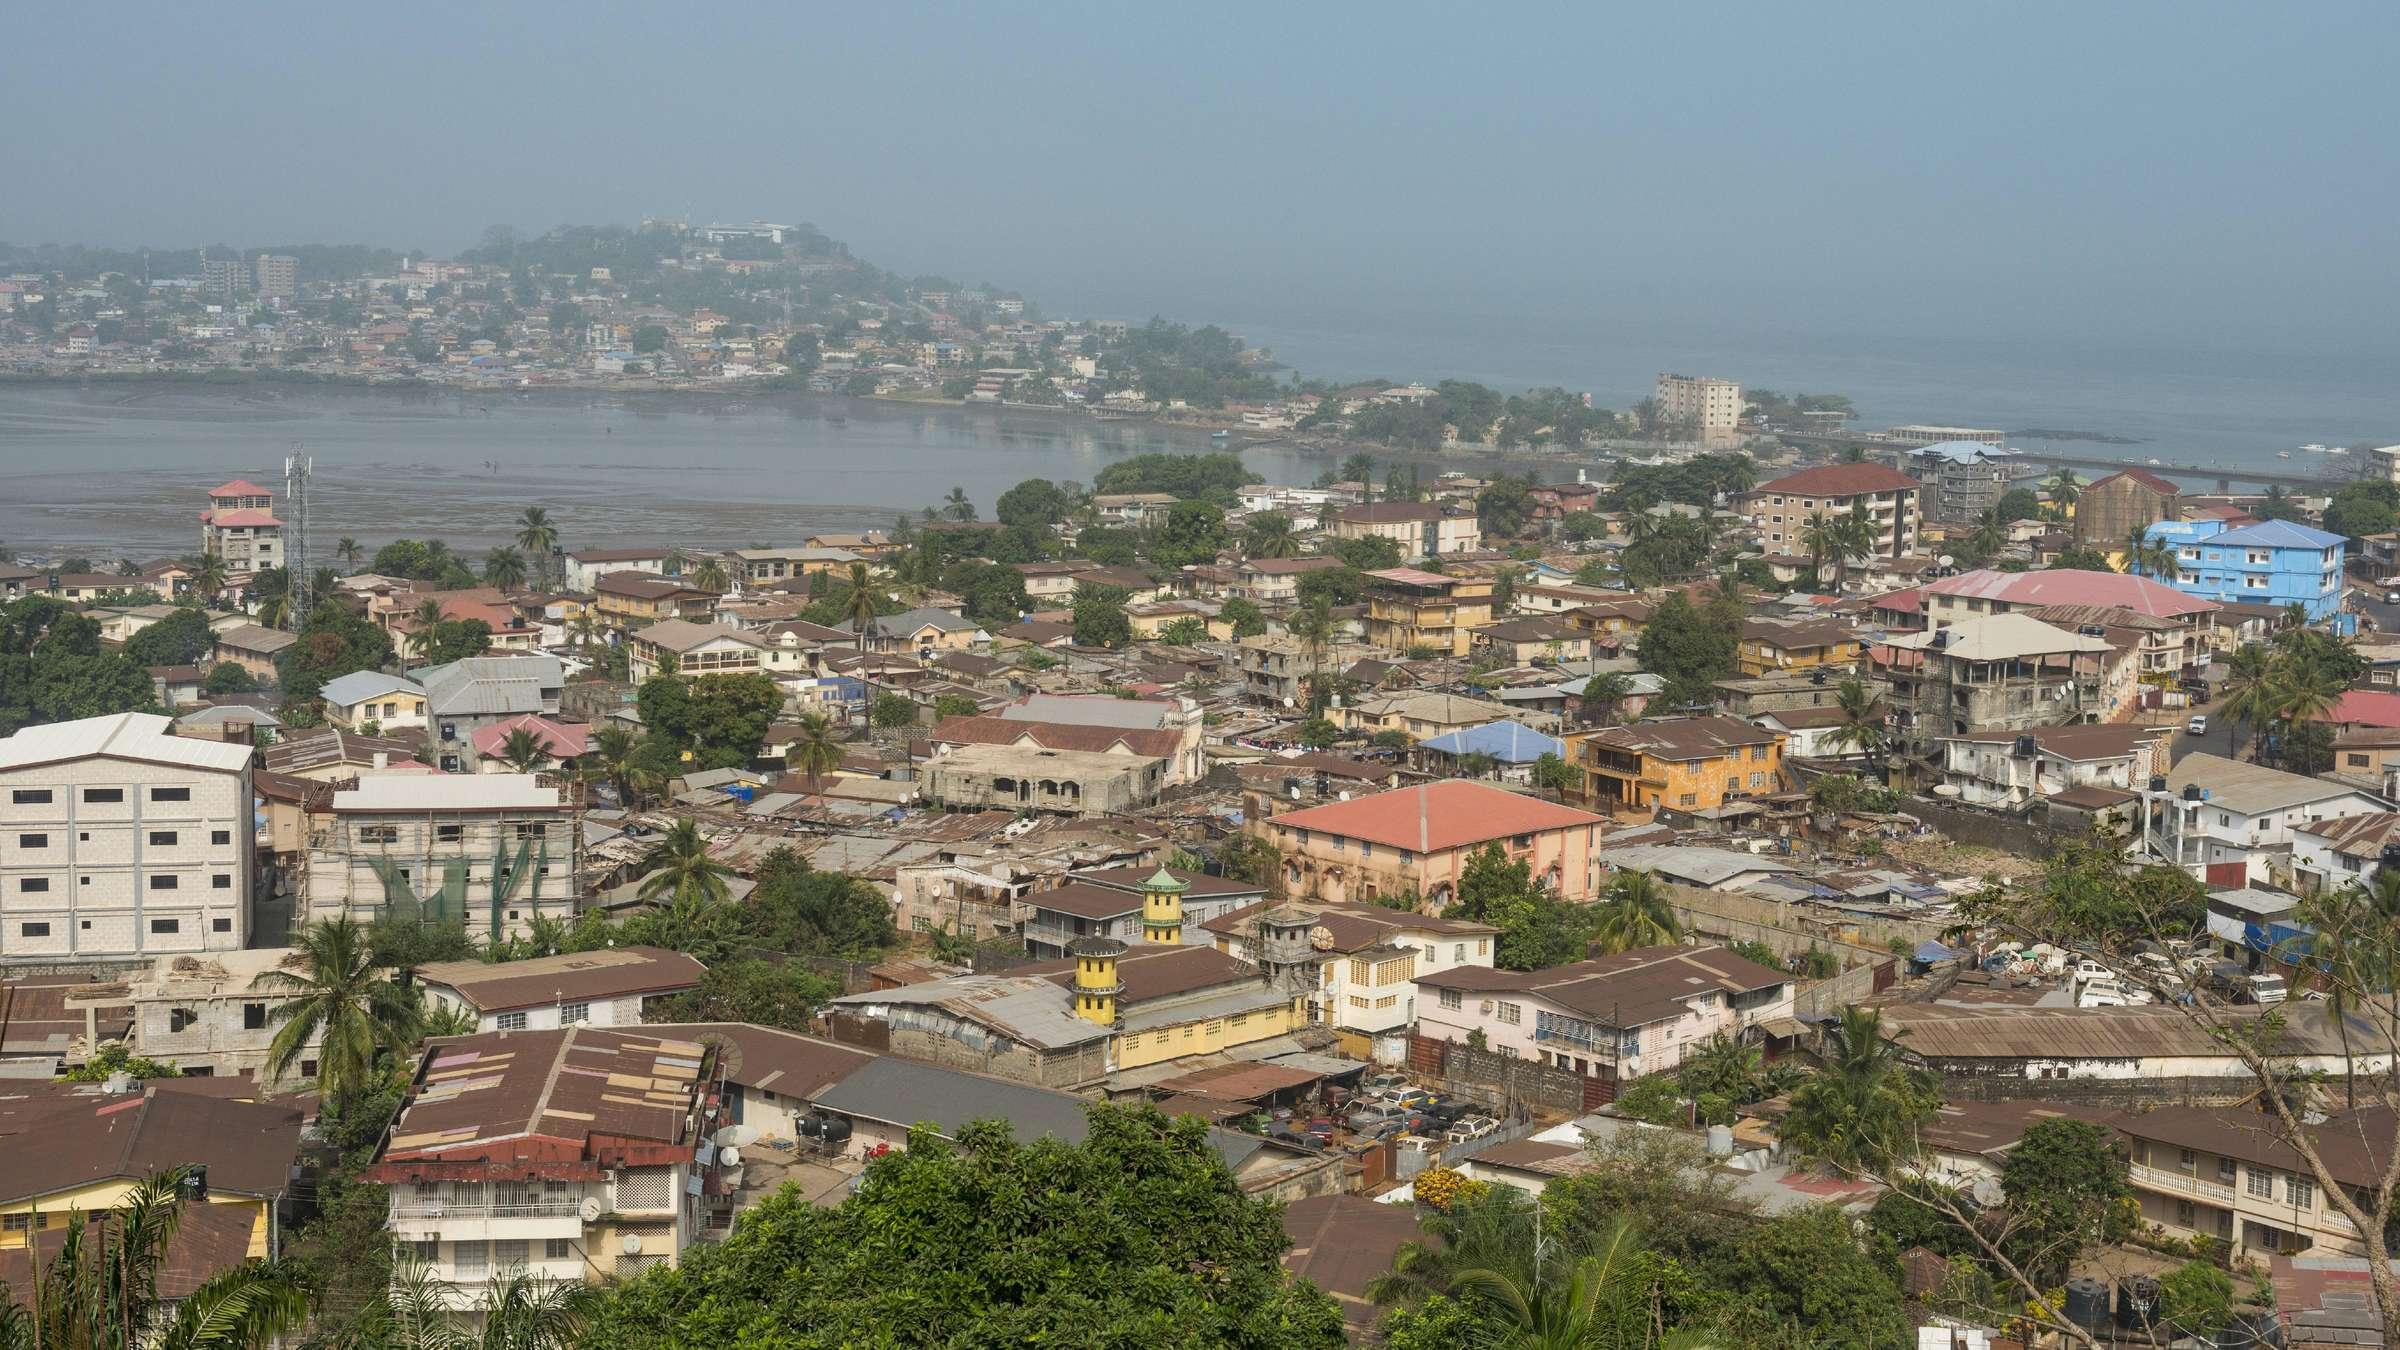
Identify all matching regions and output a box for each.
[2301,443,2335,453]
[1211,429,1230,439]
[2146,458,2162,466]
[2279,451,2293,459]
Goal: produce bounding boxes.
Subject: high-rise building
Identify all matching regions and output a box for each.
[199,478,284,573]
[0,712,256,959]
[1653,373,1743,444]
[253,254,297,299]
[199,258,249,300]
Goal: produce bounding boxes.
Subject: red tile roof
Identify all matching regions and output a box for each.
[469,713,592,761]
[207,479,273,498]
[1266,780,1606,853]
[200,508,284,527]
[1754,464,1920,497]
[928,714,1182,759]
[2323,690,2400,730]
[1921,567,2217,617]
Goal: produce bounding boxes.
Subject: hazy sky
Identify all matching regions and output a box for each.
[7,1,2398,358]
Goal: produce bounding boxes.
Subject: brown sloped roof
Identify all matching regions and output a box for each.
[928,714,1183,759]
[0,1195,260,1302]
[0,1087,303,1206]
[1025,881,1143,920]
[414,947,705,1013]
[1414,944,1786,1026]
[1018,944,1260,1005]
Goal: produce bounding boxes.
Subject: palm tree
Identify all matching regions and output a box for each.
[255,592,291,630]
[843,561,880,657]
[1966,507,2007,563]
[1288,598,1336,700]
[515,507,559,590]
[2044,468,2081,511]
[788,712,844,798]
[637,819,731,908]
[2218,644,2278,761]
[570,606,602,652]
[1589,869,1681,954]
[498,726,552,774]
[370,1255,591,1350]
[1446,1220,1649,1350]
[1779,1006,1940,1173]
[942,486,976,522]
[1157,616,1209,645]
[335,536,363,570]
[254,915,419,1105]
[1798,517,1837,591]
[2269,653,2345,765]
[185,553,229,607]
[687,559,729,594]
[482,546,528,591]
[1828,676,1886,763]
[1242,512,1301,559]
[587,725,638,805]
[0,1170,309,1350]
[412,597,445,629]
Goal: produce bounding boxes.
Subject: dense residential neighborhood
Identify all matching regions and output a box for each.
[5,427,2400,1348]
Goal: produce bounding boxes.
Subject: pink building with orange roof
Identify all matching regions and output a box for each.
[198,478,284,573]
[1254,779,1608,909]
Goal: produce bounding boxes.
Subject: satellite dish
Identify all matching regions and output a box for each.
[720,1146,742,1167]
[620,1233,643,1256]
[1936,555,1955,568]
[713,1123,760,1149]
[579,1195,603,1222]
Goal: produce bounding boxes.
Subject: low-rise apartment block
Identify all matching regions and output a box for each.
[1257,779,1608,907]
[367,1028,720,1306]
[0,712,254,961]
[304,775,579,941]
[416,946,703,1032]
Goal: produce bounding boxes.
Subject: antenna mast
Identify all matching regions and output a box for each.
[283,447,312,628]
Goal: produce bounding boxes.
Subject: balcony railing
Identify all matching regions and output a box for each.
[391,1199,582,1220]
[2129,1164,2235,1204]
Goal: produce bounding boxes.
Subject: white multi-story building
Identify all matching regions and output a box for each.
[1654,373,1742,442]
[369,1027,719,1306]
[198,478,284,573]
[0,713,254,960]
[1201,899,1500,1060]
[303,775,579,942]
[2151,753,2389,888]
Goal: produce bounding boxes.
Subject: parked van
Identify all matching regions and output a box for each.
[2248,973,2289,1006]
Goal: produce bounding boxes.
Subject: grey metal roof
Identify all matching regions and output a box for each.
[829,975,1109,1051]
[810,1054,1268,1170]
[318,671,424,705]
[1598,844,1796,888]
[415,654,562,717]
[999,693,1174,730]
[2168,752,2386,817]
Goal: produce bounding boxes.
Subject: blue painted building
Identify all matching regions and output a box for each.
[2143,517,2348,624]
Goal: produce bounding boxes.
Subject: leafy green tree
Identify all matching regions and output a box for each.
[121,607,215,667]
[256,915,420,1106]
[2158,1260,2235,1339]
[1329,534,1403,571]
[203,661,256,694]
[653,959,837,1030]
[1995,487,2043,522]
[1474,474,1537,540]
[940,558,1031,627]
[274,599,394,707]
[1150,499,1231,568]
[1072,583,1134,648]
[1157,616,1209,645]
[413,617,493,666]
[1296,716,1339,750]
[683,672,782,766]
[1073,525,1143,567]
[2000,1118,2136,1285]
[2047,545,2116,572]
[2325,480,2400,539]
[577,1106,1345,1348]
[744,847,897,957]
[932,693,981,719]
[1635,592,1738,708]
[630,324,668,353]
[869,692,917,728]
[1219,596,1267,638]
[1530,751,1580,798]
[1721,1204,1910,1347]
[995,477,1070,528]
[0,601,157,736]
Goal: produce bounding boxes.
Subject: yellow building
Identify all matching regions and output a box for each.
[0,1086,302,1270]
[1362,567,1496,657]
[592,572,719,628]
[827,871,1304,1086]
[1577,714,1786,814]
[1735,618,1865,678]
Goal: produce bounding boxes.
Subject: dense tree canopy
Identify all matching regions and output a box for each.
[120,606,215,667]
[1091,451,1251,507]
[0,598,156,735]
[579,1106,1345,1349]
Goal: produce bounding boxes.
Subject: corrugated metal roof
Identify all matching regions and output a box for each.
[0,712,253,773]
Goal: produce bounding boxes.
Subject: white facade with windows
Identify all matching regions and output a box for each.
[303,775,579,940]
[0,713,254,960]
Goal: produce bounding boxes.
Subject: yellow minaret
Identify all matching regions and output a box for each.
[1070,937,1126,1027]
[1139,867,1187,945]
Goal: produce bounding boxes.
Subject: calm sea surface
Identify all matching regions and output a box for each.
[1,311,2393,564]
[0,385,1360,562]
